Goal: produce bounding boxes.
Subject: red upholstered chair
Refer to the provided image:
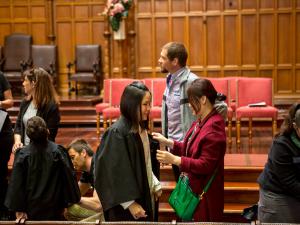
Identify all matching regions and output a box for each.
[102,79,135,132]
[144,78,166,131]
[95,79,111,135]
[235,78,278,149]
[207,77,233,148]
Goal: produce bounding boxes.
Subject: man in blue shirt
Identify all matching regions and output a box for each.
[158,42,227,180]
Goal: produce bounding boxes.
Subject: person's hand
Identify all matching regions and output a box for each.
[16,212,27,220]
[154,189,162,201]
[12,142,23,154]
[152,132,173,148]
[156,150,181,166]
[128,202,147,220]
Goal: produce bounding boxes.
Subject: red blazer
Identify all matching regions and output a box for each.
[172,109,226,222]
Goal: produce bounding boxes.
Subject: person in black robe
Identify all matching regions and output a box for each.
[5,116,80,220]
[94,81,161,221]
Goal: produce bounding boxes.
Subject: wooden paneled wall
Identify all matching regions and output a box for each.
[0,0,299,99]
[136,0,300,99]
[54,0,105,89]
[0,0,48,44]
[0,0,106,91]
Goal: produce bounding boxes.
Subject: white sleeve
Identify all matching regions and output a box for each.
[152,172,161,192]
[120,200,135,209]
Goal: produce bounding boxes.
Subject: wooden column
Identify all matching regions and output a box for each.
[47,0,55,44]
[103,16,111,79]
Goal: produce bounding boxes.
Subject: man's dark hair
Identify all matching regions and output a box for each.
[120,81,151,132]
[163,42,188,67]
[26,116,48,143]
[67,139,94,156]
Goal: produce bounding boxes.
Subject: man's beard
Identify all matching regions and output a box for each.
[160,67,168,73]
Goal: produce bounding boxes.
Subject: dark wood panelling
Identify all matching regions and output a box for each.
[260,0,274,9]
[242,15,257,65]
[189,16,204,67]
[259,14,274,65]
[172,17,185,43]
[277,69,292,93]
[54,0,105,89]
[242,0,257,9]
[135,0,300,99]
[297,13,300,64]
[207,16,221,66]
[277,13,292,64]
[190,0,204,12]
[137,18,152,69]
[224,15,238,66]
[296,70,300,93]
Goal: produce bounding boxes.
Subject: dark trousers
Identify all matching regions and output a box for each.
[172,164,181,182]
[0,132,13,212]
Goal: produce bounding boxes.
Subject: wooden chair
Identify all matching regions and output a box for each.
[67,45,102,95]
[31,45,57,85]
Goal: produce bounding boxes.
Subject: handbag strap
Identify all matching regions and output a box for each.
[199,167,218,200]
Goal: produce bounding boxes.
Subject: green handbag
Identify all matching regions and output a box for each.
[168,169,218,221]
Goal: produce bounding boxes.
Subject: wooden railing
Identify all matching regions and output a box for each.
[0,221,253,225]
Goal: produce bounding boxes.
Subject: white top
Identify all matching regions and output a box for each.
[23,101,37,145]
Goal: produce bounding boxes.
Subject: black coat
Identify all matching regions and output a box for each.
[5,141,80,220]
[14,99,60,143]
[258,133,300,199]
[94,116,159,221]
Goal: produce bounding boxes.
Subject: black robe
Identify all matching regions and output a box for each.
[5,141,80,220]
[94,116,158,221]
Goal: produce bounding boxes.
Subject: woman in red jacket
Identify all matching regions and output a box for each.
[152,78,226,222]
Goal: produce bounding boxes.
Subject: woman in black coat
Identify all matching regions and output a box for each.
[94,81,162,221]
[6,116,80,220]
[258,103,300,222]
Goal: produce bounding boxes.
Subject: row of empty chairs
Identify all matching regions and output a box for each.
[96,77,278,151]
[0,33,102,95]
[95,78,166,135]
[207,77,278,149]
[0,33,57,93]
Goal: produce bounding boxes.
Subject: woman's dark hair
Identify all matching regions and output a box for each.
[24,68,59,108]
[120,81,151,132]
[67,139,94,156]
[26,116,48,143]
[279,103,300,136]
[187,78,226,114]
